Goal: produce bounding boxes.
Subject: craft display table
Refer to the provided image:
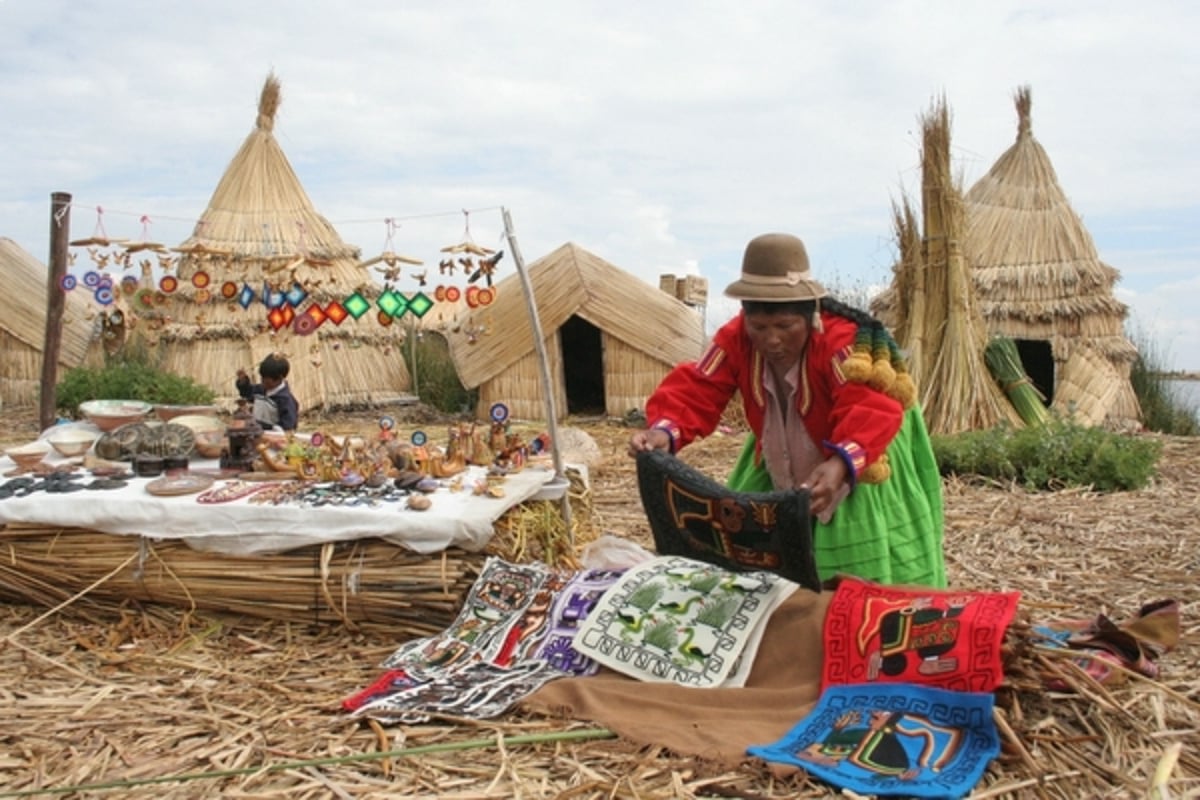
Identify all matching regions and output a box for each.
[0,456,557,556]
[0,450,560,634]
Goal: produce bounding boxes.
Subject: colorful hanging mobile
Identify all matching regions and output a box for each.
[437,210,504,292]
[69,206,128,248]
[356,218,423,282]
[119,215,167,255]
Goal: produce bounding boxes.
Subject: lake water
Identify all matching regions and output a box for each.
[1164,379,1200,419]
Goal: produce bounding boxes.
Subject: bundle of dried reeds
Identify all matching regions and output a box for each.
[984,336,1050,427]
[913,96,1021,435]
[0,524,483,638]
[487,467,599,567]
[886,197,927,387]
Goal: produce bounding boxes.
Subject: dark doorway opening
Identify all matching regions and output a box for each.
[560,315,606,415]
[1015,339,1054,405]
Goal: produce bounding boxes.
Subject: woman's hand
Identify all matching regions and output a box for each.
[802,457,848,518]
[627,428,671,458]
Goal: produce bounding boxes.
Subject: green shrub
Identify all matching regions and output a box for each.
[931,417,1160,492]
[56,350,215,418]
[1127,322,1199,435]
[402,331,477,415]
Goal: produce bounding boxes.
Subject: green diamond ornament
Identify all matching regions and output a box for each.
[344,292,371,319]
[377,289,408,318]
[408,291,434,318]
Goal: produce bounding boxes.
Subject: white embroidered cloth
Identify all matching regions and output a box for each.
[572,555,797,688]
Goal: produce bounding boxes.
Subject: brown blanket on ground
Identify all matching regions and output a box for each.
[521,587,830,767]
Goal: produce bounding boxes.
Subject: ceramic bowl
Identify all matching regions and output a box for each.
[6,441,53,469]
[153,404,220,422]
[45,427,99,458]
[172,414,226,458]
[79,399,153,432]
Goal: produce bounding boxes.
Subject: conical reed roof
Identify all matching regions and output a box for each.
[180,73,359,266]
[965,86,1133,354]
[133,73,411,412]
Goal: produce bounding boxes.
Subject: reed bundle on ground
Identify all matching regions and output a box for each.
[984,336,1050,427]
[0,524,483,637]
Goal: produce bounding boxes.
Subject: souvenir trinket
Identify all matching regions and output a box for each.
[221,401,263,472]
[134,454,164,478]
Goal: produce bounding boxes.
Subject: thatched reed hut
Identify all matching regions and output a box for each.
[0,237,102,409]
[130,73,411,411]
[962,87,1140,428]
[445,243,705,421]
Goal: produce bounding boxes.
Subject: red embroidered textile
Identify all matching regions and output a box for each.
[821,576,1020,693]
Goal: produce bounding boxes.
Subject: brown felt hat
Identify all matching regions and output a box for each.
[723,233,827,302]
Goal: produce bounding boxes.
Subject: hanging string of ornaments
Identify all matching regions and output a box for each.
[55,203,557,490]
[62,206,505,350]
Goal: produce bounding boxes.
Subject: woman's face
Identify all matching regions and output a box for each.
[743,309,811,370]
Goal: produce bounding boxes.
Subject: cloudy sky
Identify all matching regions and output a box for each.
[2,1,1198,369]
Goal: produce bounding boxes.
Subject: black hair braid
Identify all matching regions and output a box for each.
[819,296,877,328]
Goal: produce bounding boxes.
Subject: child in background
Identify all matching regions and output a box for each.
[235,353,300,431]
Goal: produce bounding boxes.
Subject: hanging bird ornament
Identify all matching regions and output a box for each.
[468,250,504,286]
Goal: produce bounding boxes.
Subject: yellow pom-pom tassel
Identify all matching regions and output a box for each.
[859,454,891,484]
[843,351,874,383]
[890,371,918,408]
[868,357,896,393]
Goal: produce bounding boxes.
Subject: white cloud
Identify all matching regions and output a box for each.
[1,0,1198,369]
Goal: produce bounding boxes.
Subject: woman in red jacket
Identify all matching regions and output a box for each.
[629,233,945,587]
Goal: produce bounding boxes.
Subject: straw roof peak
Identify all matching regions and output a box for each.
[256,72,281,133]
[1015,84,1032,138]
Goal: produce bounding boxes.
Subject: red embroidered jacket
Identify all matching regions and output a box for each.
[645,310,903,485]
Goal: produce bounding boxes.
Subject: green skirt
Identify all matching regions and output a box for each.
[726,407,946,588]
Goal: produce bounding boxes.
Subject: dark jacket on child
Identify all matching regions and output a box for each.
[235,377,300,431]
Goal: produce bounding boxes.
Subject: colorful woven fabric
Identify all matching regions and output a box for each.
[381,557,564,676]
[345,660,565,724]
[748,683,1000,799]
[341,668,422,713]
[727,407,946,587]
[822,576,1020,693]
[636,449,820,590]
[344,558,621,722]
[1033,598,1180,689]
[532,568,626,675]
[572,555,797,688]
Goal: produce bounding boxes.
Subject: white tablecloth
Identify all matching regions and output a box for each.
[0,453,557,557]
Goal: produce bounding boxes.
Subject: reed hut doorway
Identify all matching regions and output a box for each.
[560,315,606,415]
[1015,338,1054,405]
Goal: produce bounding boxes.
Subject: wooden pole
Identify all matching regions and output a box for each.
[407,312,419,399]
[501,208,573,537]
[40,192,72,431]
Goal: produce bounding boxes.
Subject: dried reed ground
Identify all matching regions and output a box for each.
[1,410,1197,799]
